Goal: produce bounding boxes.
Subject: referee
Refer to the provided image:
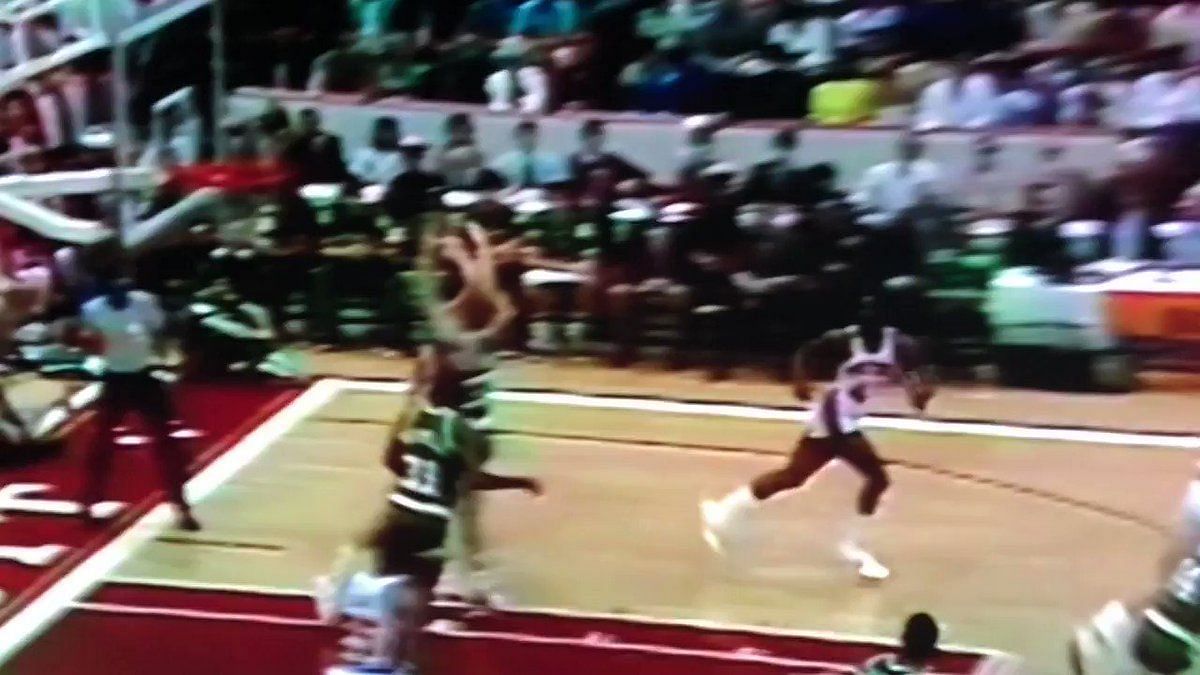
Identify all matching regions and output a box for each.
[80,276,199,531]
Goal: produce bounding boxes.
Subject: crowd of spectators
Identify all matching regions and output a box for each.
[158,97,1200,377]
[291,1,1200,129]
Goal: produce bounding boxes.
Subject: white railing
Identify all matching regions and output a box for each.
[0,0,212,96]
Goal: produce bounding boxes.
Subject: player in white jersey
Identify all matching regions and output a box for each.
[702,299,934,580]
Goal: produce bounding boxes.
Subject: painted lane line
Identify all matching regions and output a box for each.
[0,380,339,665]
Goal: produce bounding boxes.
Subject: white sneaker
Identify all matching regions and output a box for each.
[840,542,889,581]
[701,500,728,554]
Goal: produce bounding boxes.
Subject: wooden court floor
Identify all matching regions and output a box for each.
[89,379,1199,675]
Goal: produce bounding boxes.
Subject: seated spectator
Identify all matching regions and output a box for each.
[463,0,524,41]
[914,59,1002,131]
[441,144,505,191]
[349,0,394,46]
[959,134,1014,217]
[27,77,73,150]
[485,38,551,113]
[306,34,379,93]
[677,115,724,184]
[382,136,445,244]
[1124,70,1188,129]
[837,0,905,57]
[1024,1,1097,45]
[491,119,570,188]
[740,126,821,208]
[184,278,288,379]
[1152,1,1200,65]
[282,108,351,186]
[1107,187,1165,260]
[510,0,582,39]
[14,14,62,64]
[694,0,779,60]
[0,22,14,70]
[853,133,945,226]
[766,4,839,71]
[856,612,940,675]
[568,119,647,188]
[349,116,403,186]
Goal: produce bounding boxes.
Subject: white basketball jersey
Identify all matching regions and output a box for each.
[808,327,899,438]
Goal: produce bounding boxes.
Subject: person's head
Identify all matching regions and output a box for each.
[899,612,940,665]
[297,108,322,136]
[857,295,883,338]
[770,126,798,161]
[371,117,401,150]
[399,136,430,170]
[580,119,606,154]
[514,120,539,154]
[444,112,475,148]
[898,133,924,163]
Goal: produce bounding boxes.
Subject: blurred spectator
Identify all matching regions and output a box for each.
[1125,70,1187,129]
[1107,184,1164,260]
[510,0,582,39]
[677,116,722,183]
[1024,1,1097,45]
[306,34,379,93]
[434,112,479,172]
[0,21,14,70]
[855,612,940,675]
[1152,1,1200,65]
[694,0,778,60]
[349,0,396,45]
[27,77,72,150]
[491,119,570,188]
[348,116,404,185]
[959,135,1012,216]
[282,108,351,185]
[914,59,1002,131]
[463,0,523,41]
[568,119,647,188]
[853,133,945,226]
[485,38,551,113]
[837,0,904,57]
[51,68,91,144]
[740,126,820,208]
[14,14,61,64]
[382,136,446,242]
[441,144,505,190]
[766,5,838,70]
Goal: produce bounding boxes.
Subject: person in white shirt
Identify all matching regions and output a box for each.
[348,116,404,186]
[853,133,945,226]
[767,6,838,70]
[80,277,199,531]
[1152,1,1200,65]
[914,59,1002,131]
[491,120,570,188]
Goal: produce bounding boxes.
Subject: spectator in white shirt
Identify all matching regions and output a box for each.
[80,278,199,531]
[485,38,551,114]
[766,6,838,70]
[1152,1,1200,65]
[491,120,570,188]
[1124,70,1186,129]
[853,133,945,226]
[348,116,404,186]
[914,59,1003,131]
[837,1,904,55]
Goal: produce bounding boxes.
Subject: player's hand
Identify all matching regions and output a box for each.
[521,478,544,497]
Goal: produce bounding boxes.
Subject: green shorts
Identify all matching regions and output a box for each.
[362,505,448,586]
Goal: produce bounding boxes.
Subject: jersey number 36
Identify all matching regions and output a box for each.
[401,455,442,499]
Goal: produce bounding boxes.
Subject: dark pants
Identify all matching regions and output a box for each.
[84,370,188,508]
[751,432,891,516]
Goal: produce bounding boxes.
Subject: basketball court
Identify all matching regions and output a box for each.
[0,360,1192,674]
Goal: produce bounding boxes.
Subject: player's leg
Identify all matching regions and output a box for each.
[137,373,198,530]
[701,436,834,553]
[835,432,892,580]
[81,378,128,519]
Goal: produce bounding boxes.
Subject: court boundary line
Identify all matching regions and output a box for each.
[0,380,339,666]
[95,576,1008,661]
[336,378,1200,449]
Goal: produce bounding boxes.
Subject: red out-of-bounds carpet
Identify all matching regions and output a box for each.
[10,583,995,675]
[0,383,300,663]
